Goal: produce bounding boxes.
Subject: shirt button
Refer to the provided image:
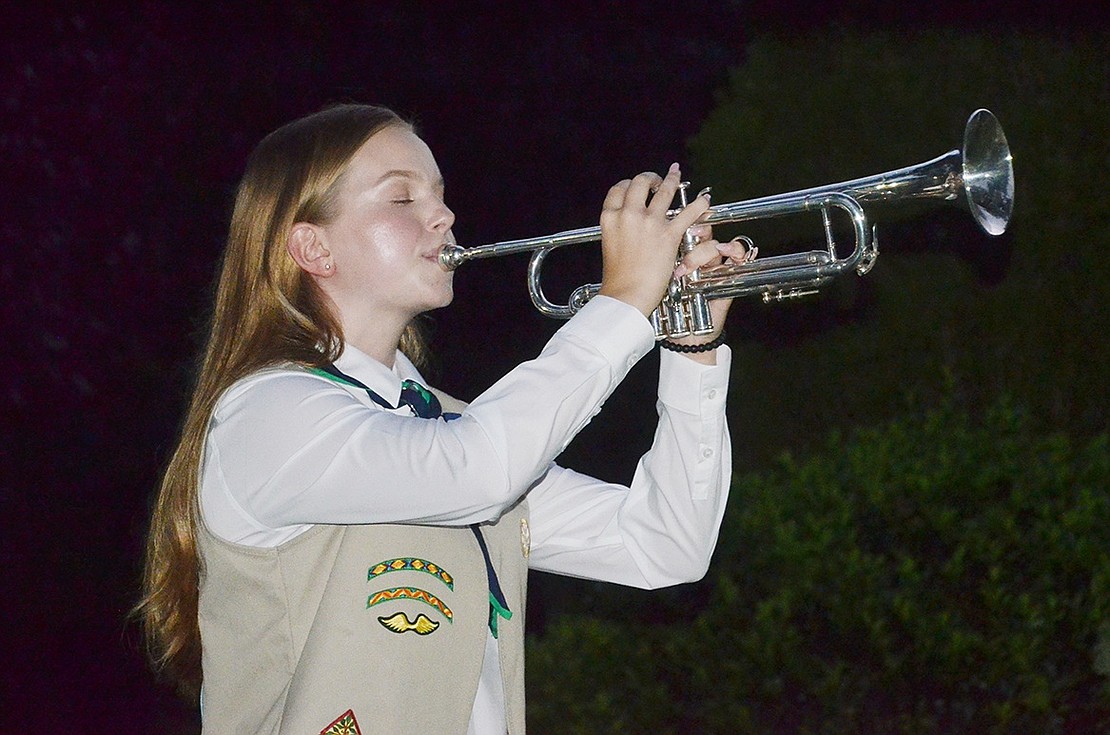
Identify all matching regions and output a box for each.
[705,388,718,400]
[701,446,714,459]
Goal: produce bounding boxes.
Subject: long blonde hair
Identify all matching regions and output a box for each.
[138,104,427,698]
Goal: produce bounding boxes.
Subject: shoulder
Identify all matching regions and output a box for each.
[214,364,357,418]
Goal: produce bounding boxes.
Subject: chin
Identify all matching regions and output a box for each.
[422,284,454,312]
[438,275,455,305]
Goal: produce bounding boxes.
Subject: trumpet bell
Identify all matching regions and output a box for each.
[962,108,1014,236]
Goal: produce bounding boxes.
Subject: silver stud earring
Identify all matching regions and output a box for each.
[324,263,332,270]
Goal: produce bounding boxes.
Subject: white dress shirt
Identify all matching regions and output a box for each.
[199,295,732,733]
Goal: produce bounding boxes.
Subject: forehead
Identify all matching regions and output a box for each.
[343,126,442,188]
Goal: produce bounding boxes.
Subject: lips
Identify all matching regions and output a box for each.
[418,248,448,276]
[423,238,455,268]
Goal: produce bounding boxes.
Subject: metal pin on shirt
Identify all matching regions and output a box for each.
[520,518,531,559]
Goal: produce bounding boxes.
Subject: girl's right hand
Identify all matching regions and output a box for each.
[597,163,711,317]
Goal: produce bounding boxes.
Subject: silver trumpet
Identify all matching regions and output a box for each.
[440,109,1014,339]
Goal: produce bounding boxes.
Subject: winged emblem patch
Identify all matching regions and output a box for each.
[377,612,441,635]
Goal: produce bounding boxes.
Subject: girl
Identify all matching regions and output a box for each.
[140,104,744,734]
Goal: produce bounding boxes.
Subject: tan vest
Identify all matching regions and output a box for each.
[198,391,530,734]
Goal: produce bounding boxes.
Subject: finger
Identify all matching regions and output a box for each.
[668,190,712,233]
[717,236,758,263]
[687,223,713,242]
[602,179,632,212]
[647,163,683,216]
[674,238,723,278]
[625,171,665,210]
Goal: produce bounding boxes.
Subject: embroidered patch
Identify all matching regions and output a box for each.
[368,557,454,590]
[367,587,453,621]
[378,611,441,635]
[320,709,361,735]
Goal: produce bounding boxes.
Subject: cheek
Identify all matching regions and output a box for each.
[360,217,424,267]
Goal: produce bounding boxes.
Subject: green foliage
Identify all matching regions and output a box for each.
[526,616,687,734]
[527,29,1110,734]
[528,400,1110,733]
[686,29,1109,467]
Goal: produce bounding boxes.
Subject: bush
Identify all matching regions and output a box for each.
[687,30,1109,467]
[528,400,1110,733]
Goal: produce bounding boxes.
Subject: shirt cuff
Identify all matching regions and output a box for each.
[556,295,656,372]
[657,344,731,415]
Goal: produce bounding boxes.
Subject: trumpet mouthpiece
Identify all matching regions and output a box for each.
[439,244,466,271]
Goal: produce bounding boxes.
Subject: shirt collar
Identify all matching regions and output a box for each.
[332,343,426,407]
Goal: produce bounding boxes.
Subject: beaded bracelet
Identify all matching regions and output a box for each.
[659,331,726,353]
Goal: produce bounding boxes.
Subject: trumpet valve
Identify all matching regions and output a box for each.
[652,291,714,340]
[650,307,667,339]
[688,293,714,336]
[664,299,691,338]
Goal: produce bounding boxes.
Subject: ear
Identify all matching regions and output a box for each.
[286,222,334,277]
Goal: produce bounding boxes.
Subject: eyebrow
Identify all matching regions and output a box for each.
[375,169,445,192]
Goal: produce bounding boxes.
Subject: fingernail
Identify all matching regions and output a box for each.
[668,162,680,174]
[673,263,689,278]
[698,186,712,201]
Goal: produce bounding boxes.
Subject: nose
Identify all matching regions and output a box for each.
[429,198,455,233]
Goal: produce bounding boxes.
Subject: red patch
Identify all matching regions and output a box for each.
[320,709,361,735]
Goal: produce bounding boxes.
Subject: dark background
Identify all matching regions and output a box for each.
[1,2,1101,730]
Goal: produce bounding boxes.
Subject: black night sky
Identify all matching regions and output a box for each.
[1,3,1102,731]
